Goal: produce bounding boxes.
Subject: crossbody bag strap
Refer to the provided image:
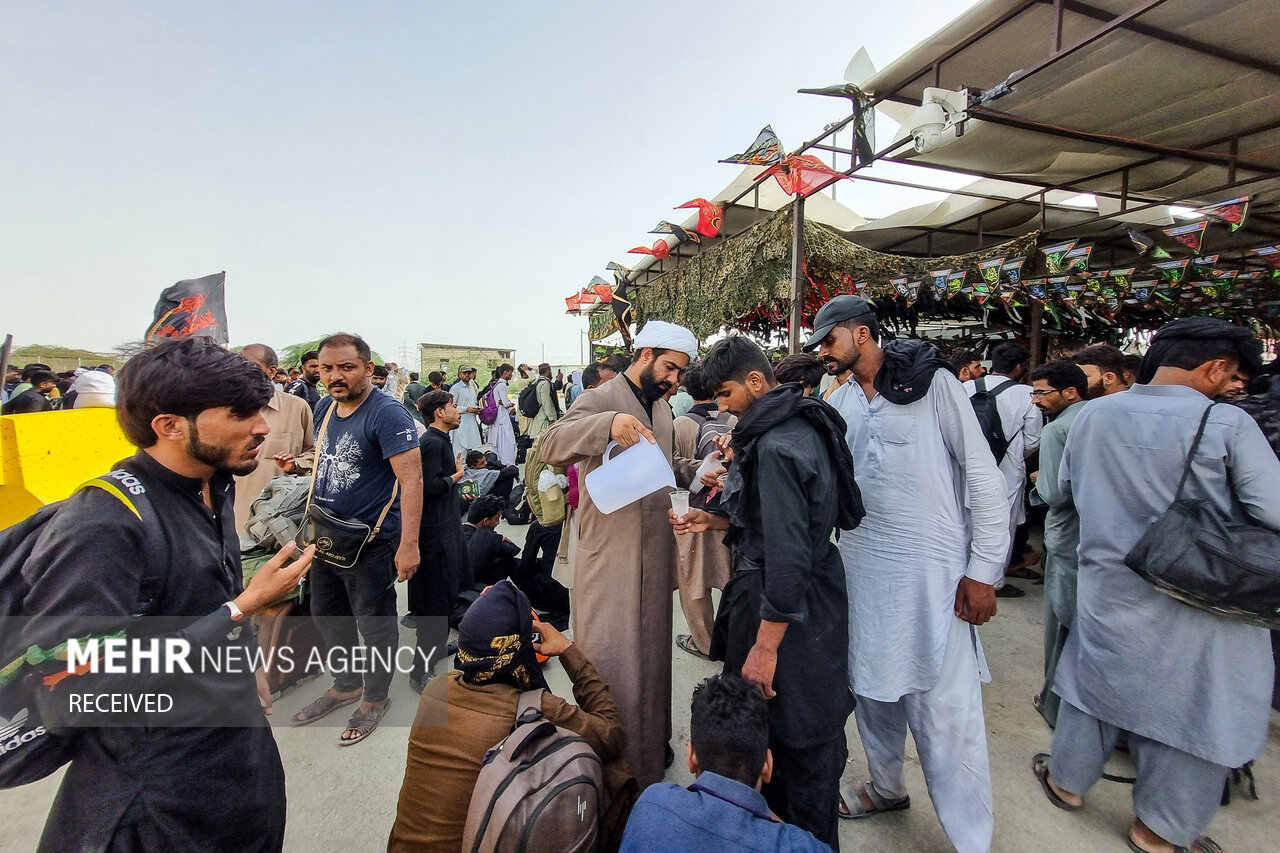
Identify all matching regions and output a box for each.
[369,480,399,539]
[304,399,338,515]
[1173,403,1216,501]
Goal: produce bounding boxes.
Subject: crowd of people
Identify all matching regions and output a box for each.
[8,301,1280,853]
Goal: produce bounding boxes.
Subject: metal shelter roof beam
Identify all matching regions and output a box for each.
[1057,0,1280,78]
[968,106,1280,171]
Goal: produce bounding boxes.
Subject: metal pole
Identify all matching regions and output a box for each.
[788,194,806,354]
[1030,301,1044,368]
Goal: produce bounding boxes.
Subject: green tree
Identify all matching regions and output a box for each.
[279,336,384,369]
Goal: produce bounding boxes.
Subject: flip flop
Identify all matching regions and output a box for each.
[1032,753,1081,811]
[290,690,361,727]
[1126,834,1222,853]
[339,698,391,746]
[838,781,910,820]
[675,634,710,660]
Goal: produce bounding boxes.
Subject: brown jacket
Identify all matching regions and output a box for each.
[388,644,631,852]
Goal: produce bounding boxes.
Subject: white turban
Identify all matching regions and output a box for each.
[633,320,699,361]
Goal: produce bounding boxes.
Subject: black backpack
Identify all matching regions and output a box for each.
[970,377,1018,462]
[503,484,532,526]
[518,380,543,418]
[0,469,166,788]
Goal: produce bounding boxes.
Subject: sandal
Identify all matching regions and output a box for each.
[339,698,391,746]
[838,781,910,820]
[1006,566,1043,581]
[1126,835,1221,853]
[675,634,710,660]
[290,689,361,727]
[1032,753,1081,811]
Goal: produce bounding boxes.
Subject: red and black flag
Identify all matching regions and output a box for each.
[720,125,783,166]
[675,198,724,238]
[146,271,229,344]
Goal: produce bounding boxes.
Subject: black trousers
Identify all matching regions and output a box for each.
[762,734,848,851]
[513,520,570,616]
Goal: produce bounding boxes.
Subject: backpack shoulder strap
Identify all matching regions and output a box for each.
[990,378,1018,397]
[975,377,987,393]
[79,469,168,615]
[515,688,546,725]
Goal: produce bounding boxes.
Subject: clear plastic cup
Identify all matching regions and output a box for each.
[670,489,690,518]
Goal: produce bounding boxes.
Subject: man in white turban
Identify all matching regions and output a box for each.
[539,320,700,786]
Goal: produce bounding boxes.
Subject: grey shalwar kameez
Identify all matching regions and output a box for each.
[1051,384,1280,846]
[1029,398,1085,727]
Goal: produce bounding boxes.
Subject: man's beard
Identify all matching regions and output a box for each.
[1087,378,1105,399]
[638,363,671,403]
[188,422,261,476]
[822,349,858,376]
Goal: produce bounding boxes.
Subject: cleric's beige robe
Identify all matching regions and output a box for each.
[539,375,696,786]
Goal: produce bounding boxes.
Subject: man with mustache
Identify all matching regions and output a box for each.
[539,320,701,787]
[232,343,315,538]
[276,333,422,746]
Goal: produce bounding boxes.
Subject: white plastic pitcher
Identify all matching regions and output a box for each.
[584,440,675,514]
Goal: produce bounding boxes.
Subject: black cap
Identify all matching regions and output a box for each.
[803,295,877,352]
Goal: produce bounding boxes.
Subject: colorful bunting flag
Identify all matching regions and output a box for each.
[720,125,783,166]
[930,268,951,299]
[1162,221,1207,253]
[676,198,724,238]
[978,257,1005,288]
[1040,241,1077,275]
[1198,196,1250,231]
[1154,258,1190,283]
[1002,258,1025,285]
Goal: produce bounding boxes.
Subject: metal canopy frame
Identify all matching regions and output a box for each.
[591,0,1280,350]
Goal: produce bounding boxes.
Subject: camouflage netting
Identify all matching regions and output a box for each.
[617,206,1037,340]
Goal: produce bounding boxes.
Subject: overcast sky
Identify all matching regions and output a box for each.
[2,0,981,366]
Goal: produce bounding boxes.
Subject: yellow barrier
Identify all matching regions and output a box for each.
[0,409,135,529]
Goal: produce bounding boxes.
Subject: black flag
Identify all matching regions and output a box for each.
[146,272,229,344]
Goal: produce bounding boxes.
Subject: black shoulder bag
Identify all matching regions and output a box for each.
[297,401,399,568]
[1125,402,1280,629]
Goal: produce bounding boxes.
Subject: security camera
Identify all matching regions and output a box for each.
[907,88,969,154]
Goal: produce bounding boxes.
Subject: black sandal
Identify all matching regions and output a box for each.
[1032,753,1081,811]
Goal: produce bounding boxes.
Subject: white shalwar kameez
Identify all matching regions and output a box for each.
[489,378,516,466]
[449,379,482,454]
[830,370,1009,853]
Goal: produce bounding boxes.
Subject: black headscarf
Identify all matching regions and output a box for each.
[873,338,956,405]
[723,382,864,533]
[1137,317,1263,384]
[454,580,549,691]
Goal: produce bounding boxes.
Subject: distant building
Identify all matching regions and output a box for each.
[418,342,516,383]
